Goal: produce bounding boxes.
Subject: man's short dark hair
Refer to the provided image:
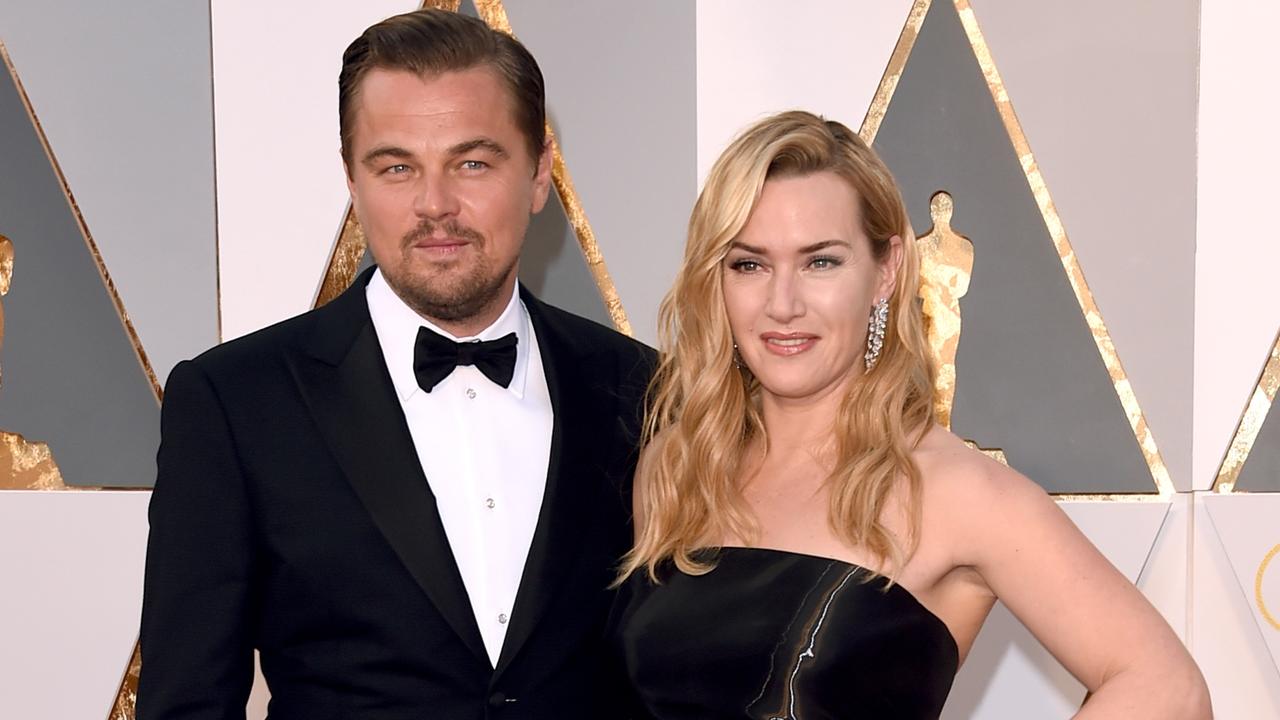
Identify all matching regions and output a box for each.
[339,9,547,167]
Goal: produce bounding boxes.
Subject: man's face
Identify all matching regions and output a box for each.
[345,66,552,333]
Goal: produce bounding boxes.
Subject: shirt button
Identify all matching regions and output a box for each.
[485,497,496,509]
[465,388,477,399]
[498,613,509,624]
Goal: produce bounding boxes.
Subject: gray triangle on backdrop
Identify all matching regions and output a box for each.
[0,62,158,488]
[872,0,1154,493]
[519,181,613,327]
[1235,395,1280,492]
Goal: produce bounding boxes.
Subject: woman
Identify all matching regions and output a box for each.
[612,111,1209,719]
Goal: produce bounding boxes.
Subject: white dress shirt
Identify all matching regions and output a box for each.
[366,269,553,667]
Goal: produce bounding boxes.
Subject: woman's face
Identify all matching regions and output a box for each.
[722,172,899,404]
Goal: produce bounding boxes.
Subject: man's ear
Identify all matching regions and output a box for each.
[877,234,904,300]
[530,136,554,214]
[342,149,357,199]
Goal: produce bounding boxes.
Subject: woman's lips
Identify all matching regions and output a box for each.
[760,332,818,356]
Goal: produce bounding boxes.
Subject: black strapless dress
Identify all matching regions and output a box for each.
[614,547,959,719]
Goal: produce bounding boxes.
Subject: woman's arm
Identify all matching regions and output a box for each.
[957,459,1211,719]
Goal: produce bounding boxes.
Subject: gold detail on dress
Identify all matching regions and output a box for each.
[916,192,971,429]
[860,0,931,144]
[314,1,634,336]
[0,42,161,402]
[1213,329,1280,493]
[106,643,142,720]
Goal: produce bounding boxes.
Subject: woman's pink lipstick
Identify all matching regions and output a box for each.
[760,331,818,356]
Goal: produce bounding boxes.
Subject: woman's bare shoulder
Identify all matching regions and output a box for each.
[912,425,1052,526]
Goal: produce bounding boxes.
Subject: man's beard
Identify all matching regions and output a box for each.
[382,218,517,324]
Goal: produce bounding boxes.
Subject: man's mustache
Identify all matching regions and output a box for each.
[402,219,484,247]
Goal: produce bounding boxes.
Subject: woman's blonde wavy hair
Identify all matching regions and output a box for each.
[618,111,936,584]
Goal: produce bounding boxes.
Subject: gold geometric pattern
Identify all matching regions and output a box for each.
[314,0,633,336]
[861,0,1172,498]
[1213,328,1280,493]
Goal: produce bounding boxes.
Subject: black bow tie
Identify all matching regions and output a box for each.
[413,327,518,393]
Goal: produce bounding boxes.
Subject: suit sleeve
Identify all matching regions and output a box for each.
[137,360,255,719]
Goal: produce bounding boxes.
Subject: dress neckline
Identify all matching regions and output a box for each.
[705,545,960,660]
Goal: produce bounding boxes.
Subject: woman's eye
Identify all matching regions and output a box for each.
[809,255,842,270]
[730,259,761,273]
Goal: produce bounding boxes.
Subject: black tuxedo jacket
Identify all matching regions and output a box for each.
[138,269,655,720]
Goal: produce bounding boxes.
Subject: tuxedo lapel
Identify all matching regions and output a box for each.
[494,291,619,677]
[287,269,488,664]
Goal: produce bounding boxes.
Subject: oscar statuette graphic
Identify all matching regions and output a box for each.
[916,190,971,429]
[914,194,1006,464]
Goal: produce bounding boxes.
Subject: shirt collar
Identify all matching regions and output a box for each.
[366,268,531,401]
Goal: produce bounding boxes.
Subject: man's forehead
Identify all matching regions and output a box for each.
[355,66,510,116]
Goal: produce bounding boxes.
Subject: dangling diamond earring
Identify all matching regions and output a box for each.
[732,341,742,370]
[864,298,889,371]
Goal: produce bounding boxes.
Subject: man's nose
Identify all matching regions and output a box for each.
[413,170,461,220]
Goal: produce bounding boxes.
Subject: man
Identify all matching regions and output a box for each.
[138,10,653,719]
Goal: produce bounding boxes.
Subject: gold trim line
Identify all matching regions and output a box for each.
[0,41,161,404]
[951,0,1171,497]
[1213,329,1280,493]
[860,0,931,144]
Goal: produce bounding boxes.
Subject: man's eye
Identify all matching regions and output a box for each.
[384,164,410,175]
[461,160,488,171]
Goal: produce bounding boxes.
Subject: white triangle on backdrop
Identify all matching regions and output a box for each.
[1202,493,1280,681]
[0,490,150,719]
